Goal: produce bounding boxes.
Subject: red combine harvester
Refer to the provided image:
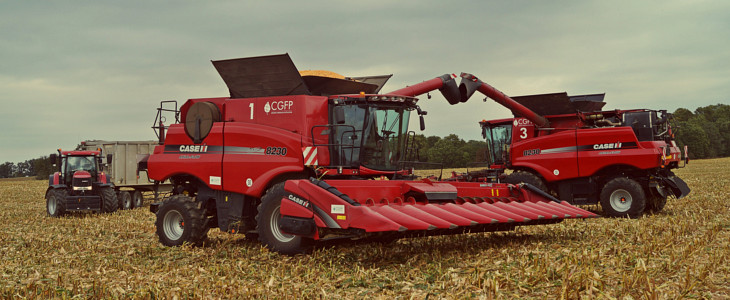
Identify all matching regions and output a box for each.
[450,73,690,218]
[46,149,118,217]
[139,54,597,254]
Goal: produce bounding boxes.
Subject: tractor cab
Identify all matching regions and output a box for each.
[479,118,513,168]
[46,149,117,217]
[52,150,105,194]
[327,95,416,173]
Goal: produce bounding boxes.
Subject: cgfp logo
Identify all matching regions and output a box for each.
[513,118,532,126]
[265,100,294,115]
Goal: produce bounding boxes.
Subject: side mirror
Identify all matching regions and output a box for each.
[334,107,346,124]
[416,106,427,131]
[107,154,113,164]
[49,154,57,166]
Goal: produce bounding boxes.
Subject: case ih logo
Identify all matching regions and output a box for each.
[179,145,209,153]
[288,194,310,208]
[593,142,622,150]
[264,100,294,115]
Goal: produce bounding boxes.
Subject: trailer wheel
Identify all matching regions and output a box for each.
[119,191,132,210]
[100,187,119,213]
[504,171,548,192]
[132,190,144,208]
[155,195,209,246]
[46,188,67,217]
[257,182,312,255]
[600,177,645,218]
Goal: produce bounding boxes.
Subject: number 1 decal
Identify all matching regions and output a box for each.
[249,103,254,119]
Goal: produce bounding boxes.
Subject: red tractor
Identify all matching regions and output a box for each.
[451,73,690,218]
[46,148,118,217]
[139,54,597,254]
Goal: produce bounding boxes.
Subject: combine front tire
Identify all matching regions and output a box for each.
[100,187,118,213]
[257,183,312,255]
[46,188,67,217]
[504,171,548,192]
[600,177,645,218]
[155,195,209,247]
[119,191,132,210]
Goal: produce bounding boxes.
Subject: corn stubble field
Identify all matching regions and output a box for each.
[1,159,729,299]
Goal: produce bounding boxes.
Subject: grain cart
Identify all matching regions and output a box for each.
[140,54,597,254]
[76,140,172,210]
[46,148,118,217]
[452,73,690,218]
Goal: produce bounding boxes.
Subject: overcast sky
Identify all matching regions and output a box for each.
[2,1,728,163]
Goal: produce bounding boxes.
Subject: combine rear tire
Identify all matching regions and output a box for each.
[132,190,144,208]
[46,188,67,217]
[504,171,548,192]
[155,195,209,247]
[100,187,118,213]
[119,191,132,210]
[257,182,312,255]
[600,177,645,218]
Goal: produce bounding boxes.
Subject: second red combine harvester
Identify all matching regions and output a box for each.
[450,73,690,218]
[140,54,597,254]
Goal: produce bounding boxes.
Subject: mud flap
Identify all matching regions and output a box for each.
[663,176,690,199]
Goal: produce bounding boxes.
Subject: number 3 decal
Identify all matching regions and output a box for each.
[520,127,527,139]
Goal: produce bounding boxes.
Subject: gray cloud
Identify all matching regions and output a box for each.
[1,1,728,162]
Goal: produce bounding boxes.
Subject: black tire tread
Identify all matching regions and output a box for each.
[119,191,132,210]
[256,182,311,255]
[599,177,645,218]
[155,195,209,247]
[100,187,118,213]
[47,188,67,217]
[504,171,548,192]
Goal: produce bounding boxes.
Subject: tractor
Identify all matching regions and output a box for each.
[46,148,118,217]
[139,54,598,254]
[449,73,691,218]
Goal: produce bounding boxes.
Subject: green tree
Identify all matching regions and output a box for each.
[0,162,15,178]
[33,156,55,180]
[675,118,711,159]
[427,134,467,168]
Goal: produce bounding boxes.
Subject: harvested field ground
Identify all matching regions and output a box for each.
[1,158,729,298]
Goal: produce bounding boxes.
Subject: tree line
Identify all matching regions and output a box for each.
[1,103,726,179]
[0,157,55,180]
[672,104,730,159]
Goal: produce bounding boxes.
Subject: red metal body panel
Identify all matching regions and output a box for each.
[148,124,224,190]
[511,129,579,181]
[281,179,598,234]
[222,122,305,196]
[576,127,659,177]
[52,172,61,185]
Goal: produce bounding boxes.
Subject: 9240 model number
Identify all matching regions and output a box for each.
[265,147,287,156]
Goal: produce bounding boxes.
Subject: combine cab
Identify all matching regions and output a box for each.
[46,149,118,217]
[452,73,691,218]
[140,54,597,254]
